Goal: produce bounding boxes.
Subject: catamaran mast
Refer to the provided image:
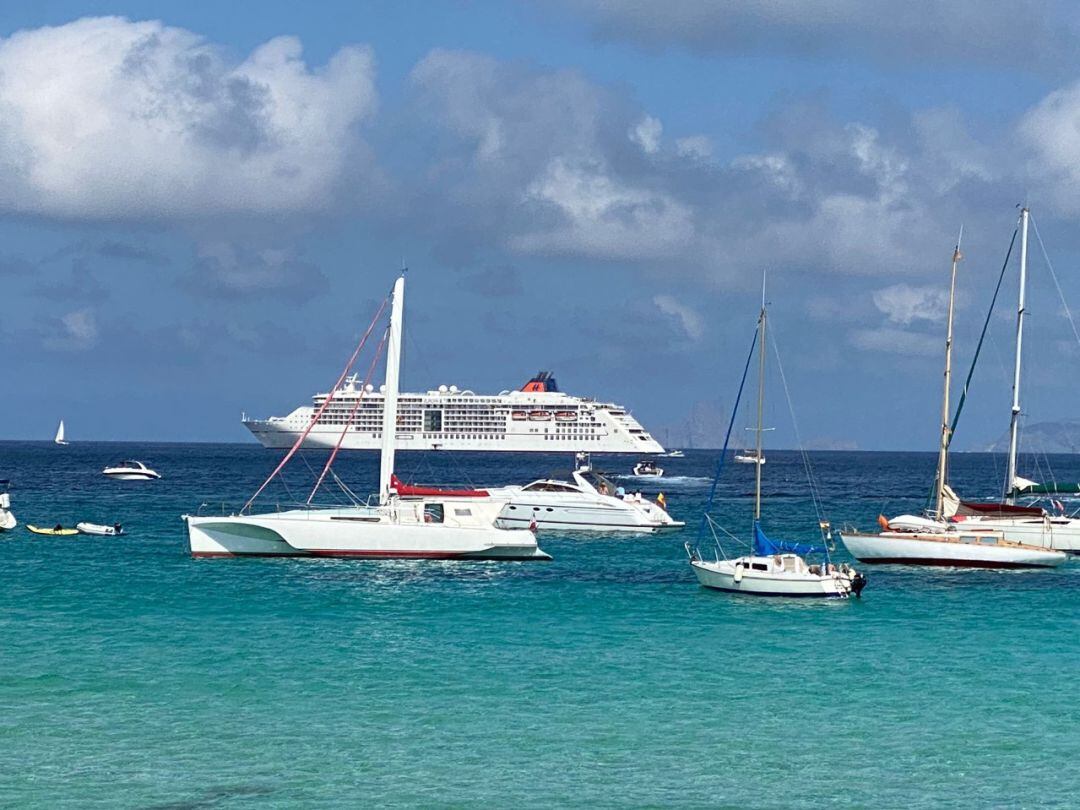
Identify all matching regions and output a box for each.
[379,274,406,504]
[935,234,962,519]
[754,282,767,522]
[1005,208,1029,501]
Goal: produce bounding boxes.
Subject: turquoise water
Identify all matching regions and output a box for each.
[0,443,1076,807]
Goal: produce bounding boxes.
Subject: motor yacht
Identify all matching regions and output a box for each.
[102,461,161,481]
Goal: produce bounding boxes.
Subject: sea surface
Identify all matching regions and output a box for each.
[0,442,1076,808]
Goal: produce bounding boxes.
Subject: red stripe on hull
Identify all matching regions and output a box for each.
[859,557,1057,569]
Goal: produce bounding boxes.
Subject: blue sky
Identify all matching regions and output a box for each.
[3,1,1080,449]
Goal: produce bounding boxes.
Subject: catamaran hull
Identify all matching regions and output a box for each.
[840,532,1066,568]
[689,560,852,598]
[185,513,550,560]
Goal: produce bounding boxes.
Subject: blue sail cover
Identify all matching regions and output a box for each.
[752,521,825,556]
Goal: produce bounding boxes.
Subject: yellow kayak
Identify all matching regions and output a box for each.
[27,525,79,536]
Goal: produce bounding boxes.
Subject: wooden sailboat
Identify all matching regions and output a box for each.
[936,208,1080,553]
[840,227,1066,568]
[687,281,866,598]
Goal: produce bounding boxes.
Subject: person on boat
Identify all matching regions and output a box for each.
[54,524,62,532]
[114,523,122,534]
[615,485,625,498]
[599,483,609,495]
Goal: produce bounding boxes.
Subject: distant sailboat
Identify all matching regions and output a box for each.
[54,420,68,446]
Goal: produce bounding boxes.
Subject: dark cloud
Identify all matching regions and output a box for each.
[179,243,329,301]
[560,0,1080,72]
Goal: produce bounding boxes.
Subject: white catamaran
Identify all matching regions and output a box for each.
[841,225,1067,568]
[184,275,549,561]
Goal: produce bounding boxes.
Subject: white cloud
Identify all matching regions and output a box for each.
[653,294,704,340]
[849,326,939,356]
[675,135,712,160]
[44,308,98,351]
[629,115,662,154]
[872,284,948,325]
[513,158,695,260]
[0,17,377,220]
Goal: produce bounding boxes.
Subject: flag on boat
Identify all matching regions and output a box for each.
[657,493,666,508]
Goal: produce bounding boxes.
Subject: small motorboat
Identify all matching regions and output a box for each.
[632,460,663,477]
[27,524,79,536]
[77,522,124,536]
[102,460,161,481]
[664,449,685,458]
[734,450,765,465]
[0,480,15,531]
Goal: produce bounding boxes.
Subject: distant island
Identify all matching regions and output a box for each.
[982,420,1080,454]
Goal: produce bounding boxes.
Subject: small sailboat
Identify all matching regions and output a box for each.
[0,480,15,532]
[840,228,1066,569]
[54,420,68,445]
[687,280,866,598]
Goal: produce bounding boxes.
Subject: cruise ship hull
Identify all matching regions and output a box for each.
[245,419,663,453]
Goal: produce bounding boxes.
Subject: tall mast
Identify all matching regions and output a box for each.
[754,276,767,522]
[1005,208,1029,501]
[379,274,406,504]
[935,232,962,519]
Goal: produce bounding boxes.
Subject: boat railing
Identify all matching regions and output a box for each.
[194,496,378,517]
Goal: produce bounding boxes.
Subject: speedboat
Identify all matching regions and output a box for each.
[392,454,684,534]
[77,522,124,536]
[184,274,549,561]
[0,480,15,531]
[632,460,663,476]
[734,450,764,465]
[664,449,685,458]
[102,460,161,481]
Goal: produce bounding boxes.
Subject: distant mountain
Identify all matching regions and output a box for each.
[983,420,1080,453]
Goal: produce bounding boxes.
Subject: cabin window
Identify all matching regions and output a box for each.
[423,410,443,432]
[751,563,768,571]
[424,504,445,523]
[453,508,472,517]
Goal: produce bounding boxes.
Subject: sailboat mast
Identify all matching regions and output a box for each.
[935,234,962,519]
[379,274,406,505]
[1005,208,1029,501]
[754,286,767,522]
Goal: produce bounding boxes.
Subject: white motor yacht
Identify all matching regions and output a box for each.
[0,480,15,532]
[184,274,549,561]
[102,460,161,481]
[392,454,684,533]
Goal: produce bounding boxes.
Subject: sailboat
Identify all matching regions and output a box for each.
[932,207,1080,554]
[54,420,68,445]
[687,283,867,598]
[183,274,550,560]
[840,227,1067,568]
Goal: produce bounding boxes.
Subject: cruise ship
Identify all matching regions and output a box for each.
[243,371,664,454]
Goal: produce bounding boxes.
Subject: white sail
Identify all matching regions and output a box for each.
[54,420,67,445]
